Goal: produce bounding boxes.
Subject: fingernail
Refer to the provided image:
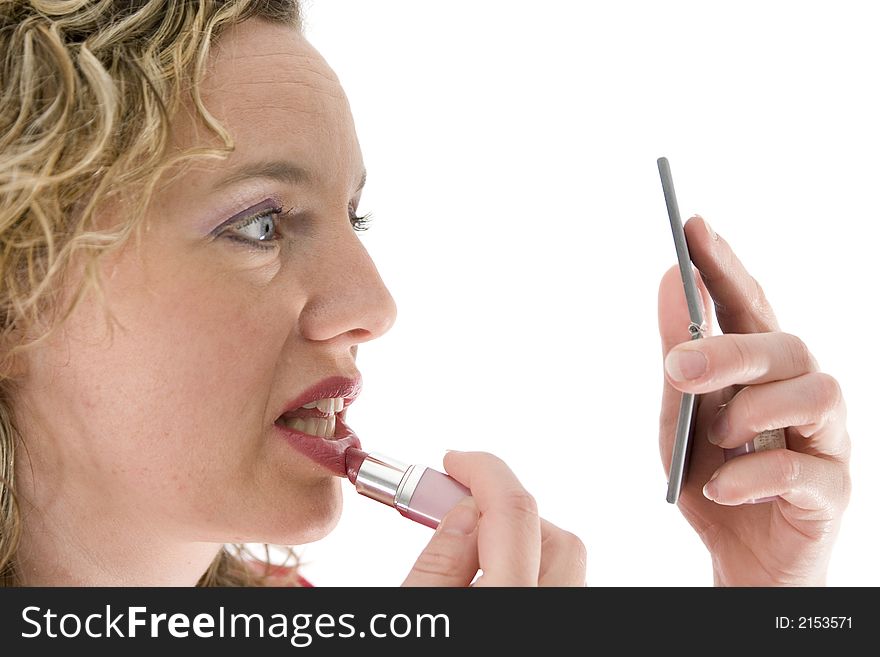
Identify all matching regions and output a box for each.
[708,410,728,445]
[703,470,720,501]
[701,216,718,241]
[438,497,479,536]
[665,349,707,380]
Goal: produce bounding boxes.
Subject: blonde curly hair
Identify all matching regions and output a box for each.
[0,0,306,587]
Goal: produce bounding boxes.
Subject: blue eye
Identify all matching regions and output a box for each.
[221,203,373,251]
[226,209,281,250]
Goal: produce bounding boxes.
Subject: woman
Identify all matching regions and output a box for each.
[0,0,847,586]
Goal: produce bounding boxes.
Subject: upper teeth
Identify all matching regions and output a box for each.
[278,397,346,439]
[282,415,337,439]
[301,397,344,413]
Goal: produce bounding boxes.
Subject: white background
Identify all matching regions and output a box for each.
[289,0,878,586]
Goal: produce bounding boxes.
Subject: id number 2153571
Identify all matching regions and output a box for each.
[775,617,852,630]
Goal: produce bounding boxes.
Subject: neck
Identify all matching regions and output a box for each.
[15,500,222,586]
[10,399,223,586]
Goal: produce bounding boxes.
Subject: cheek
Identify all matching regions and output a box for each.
[125,279,270,403]
[37,242,291,511]
[120,269,281,456]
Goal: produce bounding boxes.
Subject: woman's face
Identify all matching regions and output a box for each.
[14,19,396,547]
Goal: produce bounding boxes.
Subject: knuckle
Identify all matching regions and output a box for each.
[752,276,766,298]
[783,333,813,371]
[563,531,588,567]
[730,386,760,433]
[819,462,852,517]
[544,528,587,559]
[728,336,752,376]
[748,277,774,317]
[808,372,843,412]
[541,529,588,582]
[505,489,539,517]
[411,543,467,579]
[772,448,802,487]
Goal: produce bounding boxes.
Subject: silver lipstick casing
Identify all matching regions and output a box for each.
[352,453,471,529]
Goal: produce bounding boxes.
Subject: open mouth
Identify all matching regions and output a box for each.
[275,396,346,440]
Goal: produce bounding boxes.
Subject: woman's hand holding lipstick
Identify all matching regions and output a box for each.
[401,451,587,587]
[658,216,851,586]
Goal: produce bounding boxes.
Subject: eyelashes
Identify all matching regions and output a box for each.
[350,209,373,232]
[224,203,373,251]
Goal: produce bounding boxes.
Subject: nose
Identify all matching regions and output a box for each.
[298,222,397,346]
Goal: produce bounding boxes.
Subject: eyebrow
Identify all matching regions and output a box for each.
[211,159,367,195]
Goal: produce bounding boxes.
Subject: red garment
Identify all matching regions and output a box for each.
[248,561,312,587]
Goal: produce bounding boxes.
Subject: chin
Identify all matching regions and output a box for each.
[249,477,344,545]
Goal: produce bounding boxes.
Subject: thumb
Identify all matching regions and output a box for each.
[657,264,712,474]
[401,497,480,587]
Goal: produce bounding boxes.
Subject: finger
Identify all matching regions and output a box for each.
[443,451,542,586]
[664,331,819,394]
[537,519,587,587]
[684,215,780,334]
[706,373,850,461]
[401,497,480,587]
[702,448,851,514]
[658,264,714,356]
[657,264,713,473]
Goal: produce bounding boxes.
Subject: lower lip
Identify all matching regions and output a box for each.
[273,412,361,477]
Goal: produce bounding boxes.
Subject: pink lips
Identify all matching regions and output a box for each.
[273,374,363,477]
[274,413,361,478]
[276,375,362,418]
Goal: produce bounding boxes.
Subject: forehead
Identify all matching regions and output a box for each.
[173,19,361,190]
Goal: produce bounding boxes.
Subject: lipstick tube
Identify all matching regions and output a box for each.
[723,427,787,461]
[346,450,471,529]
